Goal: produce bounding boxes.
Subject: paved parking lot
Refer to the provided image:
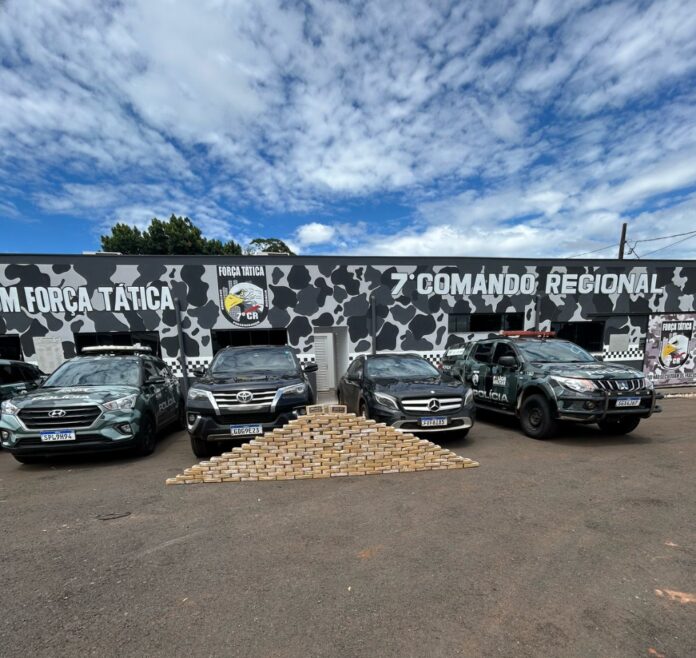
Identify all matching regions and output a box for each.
[1,398,694,657]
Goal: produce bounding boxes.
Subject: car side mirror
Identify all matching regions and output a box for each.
[594,354,604,362]
[146,375,165,385]
[498,356,518,369]
[191,367,206,378]
[302,362,318,373]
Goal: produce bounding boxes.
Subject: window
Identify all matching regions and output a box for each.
[74,331,161,357]
[0,364,29,385]
[0,335,22,361]
[211,329,288,353]
[493,342,517,363]
[550,321,605,353]
[448,314,470,333]
[345,358,363,379]
[455,312,525,333]
[472,342,494,363]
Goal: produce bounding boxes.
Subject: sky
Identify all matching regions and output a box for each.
[1,0,696,258]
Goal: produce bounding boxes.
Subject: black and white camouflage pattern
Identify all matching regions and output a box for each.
[0,256,694,378]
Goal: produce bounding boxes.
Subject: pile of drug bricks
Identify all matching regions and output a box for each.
[166,404,478,485]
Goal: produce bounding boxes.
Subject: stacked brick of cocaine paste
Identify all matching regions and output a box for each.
[166,404,478,485]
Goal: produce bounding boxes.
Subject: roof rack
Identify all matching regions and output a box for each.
[499,331,556,338]
[80,345,152,354]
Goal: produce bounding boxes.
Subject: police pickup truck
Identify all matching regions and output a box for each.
[451,332,661,439]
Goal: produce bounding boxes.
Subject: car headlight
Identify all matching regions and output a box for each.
[187,388,215,404]
[103,394,137,411]
[373,392,399,410]
[1,400,19,415]
[278,383,307,397]
[464,388,474,405]
[551,376,597,393]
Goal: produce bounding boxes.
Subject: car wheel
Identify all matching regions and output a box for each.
[13,455,44,465]
[190,434,213,459]
[597,416,641,435]
[135,414,157,456]
[520,394,557,439]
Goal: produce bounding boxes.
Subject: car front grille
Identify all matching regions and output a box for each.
[594,379,644,392]
[212,389,277,409]
[18,406,102,429]
[214,412,281,425]
[400,396,462,413]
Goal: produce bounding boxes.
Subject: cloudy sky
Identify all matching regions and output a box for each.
[2,0,696,258]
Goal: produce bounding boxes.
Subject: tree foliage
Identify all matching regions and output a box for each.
[101,215,252,255]
[245,237,295,255]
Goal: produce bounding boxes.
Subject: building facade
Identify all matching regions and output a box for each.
[0,254,694,388]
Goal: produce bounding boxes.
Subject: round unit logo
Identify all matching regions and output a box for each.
[236,391,254,403]
[217,265,269,327]
[48,409,67,417]
[427,399,441,412]
[659,332,691,368]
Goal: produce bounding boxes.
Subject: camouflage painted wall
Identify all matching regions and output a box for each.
[0,255,694,377]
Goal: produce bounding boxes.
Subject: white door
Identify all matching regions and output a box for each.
[314,333,335,391]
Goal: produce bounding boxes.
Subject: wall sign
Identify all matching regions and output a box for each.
[217,265,269,327]
[644,313,696,386]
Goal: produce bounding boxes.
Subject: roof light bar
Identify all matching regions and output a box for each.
[499,331,556,338]
[80,345,152,354]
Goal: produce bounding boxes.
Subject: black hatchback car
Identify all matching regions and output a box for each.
[337,353,475,435]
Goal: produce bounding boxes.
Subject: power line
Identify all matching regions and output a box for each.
[568,242,620,258]
[640,232,696,257]
[633,229,696,245]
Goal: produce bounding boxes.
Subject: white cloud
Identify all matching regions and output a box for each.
[1,0,696,258]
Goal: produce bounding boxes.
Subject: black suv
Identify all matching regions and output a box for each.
[452,334,661,439]
[186,345,318,457]
[337,353,475,435]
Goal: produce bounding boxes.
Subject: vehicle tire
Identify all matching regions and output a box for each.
[134,414,157,457]
[597,416,641,435]
[520,394,558,439]
[13,455,44,465]
[359,400,369,419]
[190,434,213,459]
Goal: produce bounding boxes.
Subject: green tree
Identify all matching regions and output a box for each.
[245,237,295,255]
[101,223,145,254]
[100,215,244,255]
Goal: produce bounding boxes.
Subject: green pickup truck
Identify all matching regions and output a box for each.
[0,346,182,463]
[451,333,661,439]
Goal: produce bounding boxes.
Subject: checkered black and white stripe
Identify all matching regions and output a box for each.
[602,346,644,362]
[164,357,212,378]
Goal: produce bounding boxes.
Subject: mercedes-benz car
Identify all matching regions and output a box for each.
[0,346,181,463]
[185,345,318,458]
[451,333,662,439]
[337,353,475,435]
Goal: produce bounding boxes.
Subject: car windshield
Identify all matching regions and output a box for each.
[211,348,299,375]
[366,356,439,379]
[516,340,595,363]
[44,358,140,387]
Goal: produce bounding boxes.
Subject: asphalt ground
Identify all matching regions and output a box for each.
[1,398,694,658]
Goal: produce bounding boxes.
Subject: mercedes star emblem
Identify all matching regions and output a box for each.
[236,390,254,403]
[427,399,440,412]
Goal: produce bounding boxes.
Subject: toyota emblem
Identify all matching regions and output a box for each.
[427,398,440,412]
[236,390,253,403]
[48,409,67,417]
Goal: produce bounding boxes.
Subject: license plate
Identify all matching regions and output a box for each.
[229,423,263,437]
[616,397,641,408]
[40,430,76,442]
[419,417,448,427]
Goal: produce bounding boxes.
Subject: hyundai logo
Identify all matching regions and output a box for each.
[428,398,441,412]
[236,391,253,403]
[48,409,67,417]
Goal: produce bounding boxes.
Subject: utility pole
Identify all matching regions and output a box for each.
[618,222,628,259]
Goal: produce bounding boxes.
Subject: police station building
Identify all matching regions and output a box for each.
[0,254,694,389]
